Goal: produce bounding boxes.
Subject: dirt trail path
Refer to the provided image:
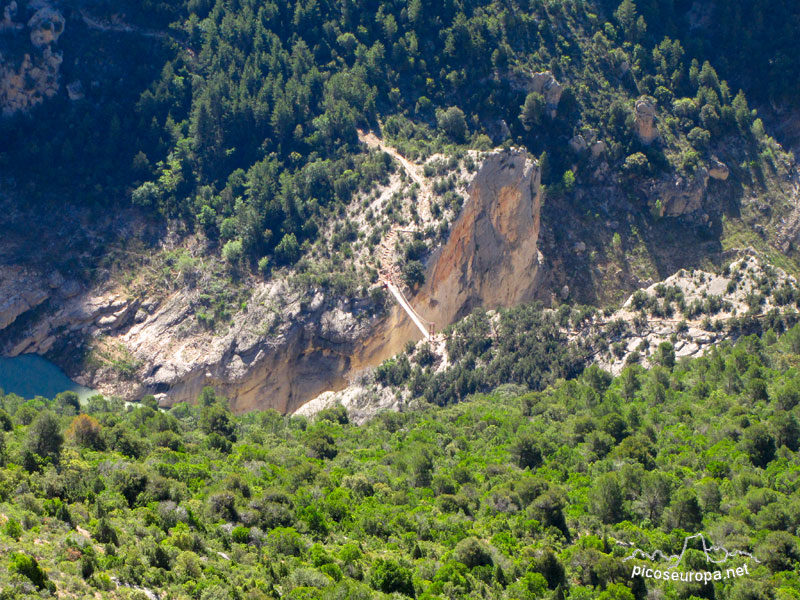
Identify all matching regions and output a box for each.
[358,130,432,222]
[79,10,195,56]
[80,10,168,38]
[359,130,436,337]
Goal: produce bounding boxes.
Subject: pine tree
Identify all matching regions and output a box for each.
[271,97,294,141]
[699,60,720,90]
[732,90,751,129]
[193,101,215,151]
[520,92,545,131]
[615,0,638,40]
[26,411,63,463]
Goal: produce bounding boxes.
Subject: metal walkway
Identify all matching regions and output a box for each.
[378,228,435,340]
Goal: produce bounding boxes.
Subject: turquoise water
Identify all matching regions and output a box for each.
[0,354,97,401]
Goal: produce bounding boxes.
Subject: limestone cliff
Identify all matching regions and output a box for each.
[137,148,542,413]
[288,148,542,413]
[412,149,543,327]
[300,252,797,423]
[0,149,546,414]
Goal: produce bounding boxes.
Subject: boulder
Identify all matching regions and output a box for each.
[650,168,710,217]
[569,134,588,154]
[96,315,118,328]
[1,1,21,30]
[708,159,729,180]
[634,98,658,145]
[27,6,64,47]
[591,140,606,159]
[59,280,81,298]
[530,71,563,117]
[66,80,84,101]
[47,271,65,289]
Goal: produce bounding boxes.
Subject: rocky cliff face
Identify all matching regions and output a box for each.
[411,149,543,327]
[114,284,385,414]
[0,1,64,116]
[0,149,547,414]
[642,156,730,219]
[0,267,50,330]
[0,268,394,413]
[588,252,797,374]
[142,148,543,413]
[299,251,795,424]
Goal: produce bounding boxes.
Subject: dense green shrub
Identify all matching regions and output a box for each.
[9,553,50,590]
[25,411,63,464]
[369,558,415,596]
[454,537,494,569]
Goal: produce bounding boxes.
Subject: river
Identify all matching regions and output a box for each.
[0,354,98,401]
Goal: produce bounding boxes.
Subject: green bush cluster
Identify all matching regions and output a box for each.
[379,304,589,406]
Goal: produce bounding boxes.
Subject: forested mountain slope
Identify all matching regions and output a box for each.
[2,0,800,272]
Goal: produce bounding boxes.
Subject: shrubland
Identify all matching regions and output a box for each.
[0,325,799,598]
